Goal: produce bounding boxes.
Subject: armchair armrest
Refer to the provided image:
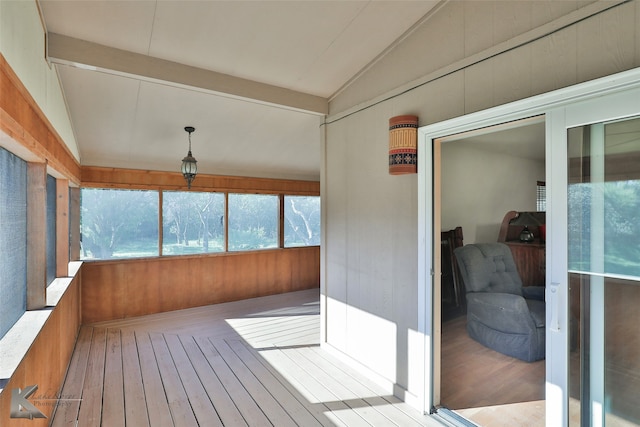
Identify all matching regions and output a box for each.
[522,286,545,301]
[466,292,537,334]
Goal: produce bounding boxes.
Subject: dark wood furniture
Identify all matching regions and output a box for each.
[504,241,545,287]
[442,227,465,320]
[498,211,546,287]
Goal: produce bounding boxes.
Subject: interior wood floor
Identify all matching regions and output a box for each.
[441,315,546,426]
[50,289,443,427]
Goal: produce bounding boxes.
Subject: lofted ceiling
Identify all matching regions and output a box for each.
[38,0,440,181]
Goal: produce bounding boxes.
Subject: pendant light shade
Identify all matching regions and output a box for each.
[181,126,197,189]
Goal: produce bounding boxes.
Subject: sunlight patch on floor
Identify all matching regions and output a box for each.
[456,400,545,427]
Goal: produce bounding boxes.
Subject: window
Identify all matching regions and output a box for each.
[0,147,27,339]
[46,174,57,285]
[568,120,640,277]
[284,195,320,247]
[162,191,225,255]
[228,193,279,251]
[80,188,159,259]
[79,188,318,259]
[536,181,546,211]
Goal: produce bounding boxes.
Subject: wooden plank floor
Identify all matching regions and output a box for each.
[441,315,546,426]
[441,315,545,410]
[50,289,443,427]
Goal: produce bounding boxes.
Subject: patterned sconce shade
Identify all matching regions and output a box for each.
[389,115,418,175]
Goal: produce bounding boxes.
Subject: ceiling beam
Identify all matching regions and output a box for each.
[47,33,328,115]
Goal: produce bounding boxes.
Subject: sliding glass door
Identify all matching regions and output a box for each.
[565,116,640,426]
[419,69,640,425]
[548,88,640,427]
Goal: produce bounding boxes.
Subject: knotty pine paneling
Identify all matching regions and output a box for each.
[81,246,320,323]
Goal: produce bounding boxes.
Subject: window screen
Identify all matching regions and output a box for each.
[284,195,320,247]
[46,174,57,286]
[80,188,159,259]
[0,147,28,339]
[228,194,279,250]
[162,191,225,255]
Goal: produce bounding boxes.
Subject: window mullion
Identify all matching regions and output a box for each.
[159,190,164,256]
[224,192,229,252]
[279,194,285,248]
[27,162,47,310]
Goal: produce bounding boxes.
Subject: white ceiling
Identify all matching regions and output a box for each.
[458,122,546,162]
[38,0,440,181]
[438,116,546,161]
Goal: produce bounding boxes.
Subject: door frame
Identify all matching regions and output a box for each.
[417,67,640,424]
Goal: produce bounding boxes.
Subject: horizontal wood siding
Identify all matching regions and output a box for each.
[0,273,82,427]
[81,246,320,323]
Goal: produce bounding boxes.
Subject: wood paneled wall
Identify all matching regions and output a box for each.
[81,246,320,323]
[0,273,82,427]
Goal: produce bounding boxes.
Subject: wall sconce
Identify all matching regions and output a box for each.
[181,126,198,189]
[389,115,418,175]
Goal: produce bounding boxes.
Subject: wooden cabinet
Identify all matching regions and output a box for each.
[505,241,545,287]
[442,227,466,320]
[499,211,546,287]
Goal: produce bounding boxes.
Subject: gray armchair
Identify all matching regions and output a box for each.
[453,243,545,362]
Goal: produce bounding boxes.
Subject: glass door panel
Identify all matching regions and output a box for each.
[568,117,640,426]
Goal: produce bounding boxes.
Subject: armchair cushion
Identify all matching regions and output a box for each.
[466,292,536,334]
[522,285,545,301]
[454,243,523,295]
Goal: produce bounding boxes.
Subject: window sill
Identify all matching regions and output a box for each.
[0,261,82,393]
[79,245,321,264]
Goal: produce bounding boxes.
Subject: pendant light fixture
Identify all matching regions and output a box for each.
[181,126,198,189]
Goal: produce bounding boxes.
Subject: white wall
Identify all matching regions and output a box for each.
[441,142,545,244]
[323,0,640,406]
[0,1,79,161]
[324,103,421,393]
